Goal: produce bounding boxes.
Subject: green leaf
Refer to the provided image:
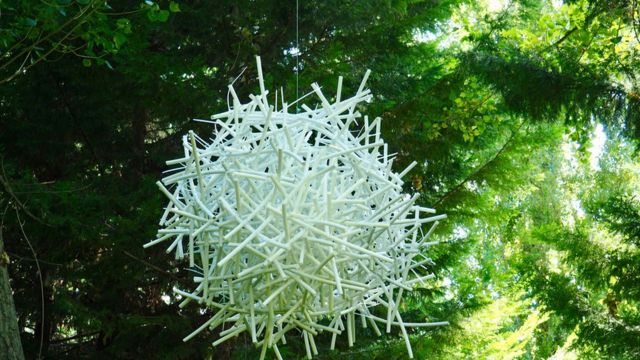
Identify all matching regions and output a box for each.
[25,18,37,27]
[116,18,131,32]
[113,33,127,48]
[156,9,170,22]
[169,2,181,12]
[82,59,92,67]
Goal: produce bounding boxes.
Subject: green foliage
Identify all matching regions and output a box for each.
[458,0,640,140]
[0,0,175,83]
[2,0,640,359]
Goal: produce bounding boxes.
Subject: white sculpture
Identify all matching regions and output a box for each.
[145,57,447,359]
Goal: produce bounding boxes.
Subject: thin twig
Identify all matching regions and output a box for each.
[123,250,180,281]
[547,27,577,49]
[12,184,92,195]
[0,157,51,226]
[15,208,45,359]
[0,0,99,72]
[6,251,62,267]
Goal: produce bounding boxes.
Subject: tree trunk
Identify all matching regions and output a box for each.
[0,232,26,360]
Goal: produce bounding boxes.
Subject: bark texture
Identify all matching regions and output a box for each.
[0,234,25,360]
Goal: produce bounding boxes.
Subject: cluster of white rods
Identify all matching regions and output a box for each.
[145,57,447,359]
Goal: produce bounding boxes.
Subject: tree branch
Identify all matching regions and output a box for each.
[122,251,180,281]
[434,120,525,207]
[0,158,51,227]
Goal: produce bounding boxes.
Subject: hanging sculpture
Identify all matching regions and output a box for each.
[145,57,447,359]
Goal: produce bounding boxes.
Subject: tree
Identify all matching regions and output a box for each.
[1,0,474,357]
[2,0,640,358]
[0,0,176,358]
[1,214,25,360]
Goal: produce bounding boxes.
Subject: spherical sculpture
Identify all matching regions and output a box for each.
[145,57,447,359]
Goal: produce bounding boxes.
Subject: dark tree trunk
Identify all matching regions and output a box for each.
[0,232,26,360]
[132,104,148,182]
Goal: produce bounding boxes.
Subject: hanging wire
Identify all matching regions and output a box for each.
[296,0,300,113]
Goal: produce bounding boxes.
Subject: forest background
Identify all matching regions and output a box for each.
[1,0,640,359]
